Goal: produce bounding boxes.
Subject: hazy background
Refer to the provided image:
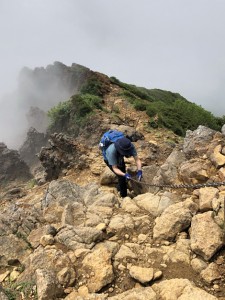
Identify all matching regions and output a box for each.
[0,0,225,148]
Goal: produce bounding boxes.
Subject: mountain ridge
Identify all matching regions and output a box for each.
[0,62,225,299]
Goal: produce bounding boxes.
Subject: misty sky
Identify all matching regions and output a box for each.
[0,0,225,147]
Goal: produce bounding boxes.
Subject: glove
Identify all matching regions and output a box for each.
[136,170,143,181]
[124,173,132,180]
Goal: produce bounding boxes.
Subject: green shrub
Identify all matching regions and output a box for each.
[112,105,120,113]
[47,93,103,132]
[146,105,157,117]
[110,76,121,84]
[133,100,147,111]
[3,281,37,300]
[27,179,37,189]
[119,90,137,102]
[110,77,150,100]
[81,74,110,96]
[81,78,103,96]
[145,98,221,136]
[70,93,103,127]
[48,100,72,131]
[71,93,102,116]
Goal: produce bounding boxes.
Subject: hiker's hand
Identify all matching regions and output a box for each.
[136,170,143,181]
[124,173,132,180]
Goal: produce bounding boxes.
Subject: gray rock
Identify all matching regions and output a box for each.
[153,199,198,241]
[221,124,225,136]
[155,149,186,185]
[55,225,103,250]
[35,269,63,300]
[134,191,176,217]
[0,142,32,188]
[190,211,224,261]
[183,125,216,157]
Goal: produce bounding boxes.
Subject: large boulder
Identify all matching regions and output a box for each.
[190,211,224,261]
[133,191,177,217]
[155,149,186,185]
[153,199,198,241]
[179,159,210,184]
[43,179,116,227]
[183,126,216,157]
[81,245,114,293]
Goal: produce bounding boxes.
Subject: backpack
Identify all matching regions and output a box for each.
[99,130,124,160]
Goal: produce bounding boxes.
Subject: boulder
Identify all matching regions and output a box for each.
[198,187,219,212]
[190,211,224,260]
[134,191,176,217]
[152,278,217,300]
[200,262,221,284]
[210,144,225,168]
[153,199,198,241]
[35,269,63,300]
[129,266,154,284]
[99,166,117,185]
[155,149,186,185]
[81,245,114,293]
[55,225,103,251]
[222,124,225,136]
[179,159,210,184]
[183,126,216,157]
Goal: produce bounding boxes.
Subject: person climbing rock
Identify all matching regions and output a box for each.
[102,134,142,197]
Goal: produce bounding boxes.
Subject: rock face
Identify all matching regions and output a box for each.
[19,127,48,169]
[0,142,32,188]
[38,133,88,180]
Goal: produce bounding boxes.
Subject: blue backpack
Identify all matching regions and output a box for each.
[99,130,124,160]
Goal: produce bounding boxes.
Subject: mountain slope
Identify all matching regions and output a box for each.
[0,62,225,299]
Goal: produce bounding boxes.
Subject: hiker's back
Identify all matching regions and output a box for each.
[99,130,124,160]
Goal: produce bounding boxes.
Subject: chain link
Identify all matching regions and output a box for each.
[130,178,225,189]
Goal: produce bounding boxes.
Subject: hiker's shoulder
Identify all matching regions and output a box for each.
[106,143,116,153]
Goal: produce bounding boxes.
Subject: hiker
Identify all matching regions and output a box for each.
[103,136,142,198]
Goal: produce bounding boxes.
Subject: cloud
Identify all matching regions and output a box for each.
[0,0,225,147]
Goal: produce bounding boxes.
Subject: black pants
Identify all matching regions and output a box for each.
[104,159,128,197]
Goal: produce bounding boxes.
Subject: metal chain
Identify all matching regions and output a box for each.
[130,178,225,189]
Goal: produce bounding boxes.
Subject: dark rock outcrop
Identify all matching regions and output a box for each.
[38,132,89,181]
[19,127,48,169]
[0,143,32,188]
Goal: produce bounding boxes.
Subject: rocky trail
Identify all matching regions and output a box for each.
[0,85,225,299]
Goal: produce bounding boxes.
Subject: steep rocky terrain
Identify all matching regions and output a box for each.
[0,142,32,190]
[0,80,225,300]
